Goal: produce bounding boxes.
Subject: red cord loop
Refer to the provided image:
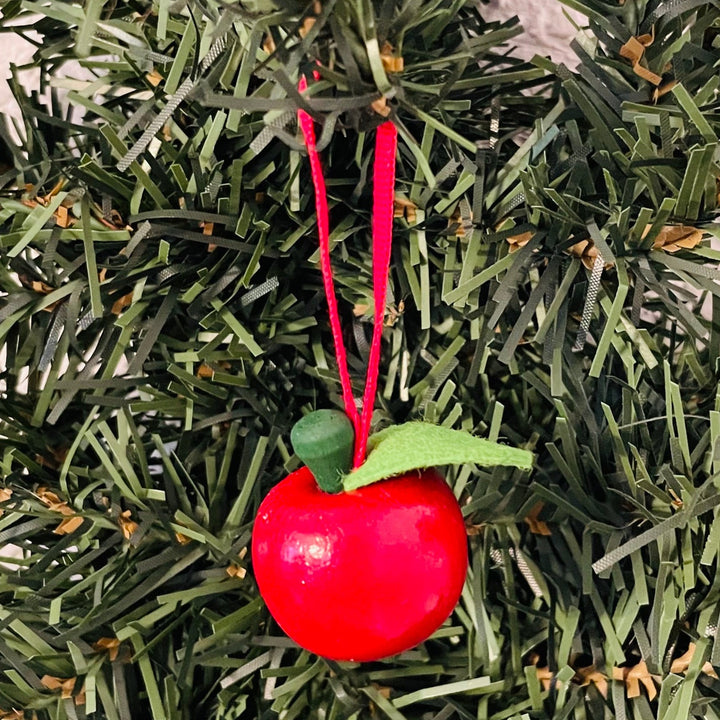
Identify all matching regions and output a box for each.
[298,77,397,468]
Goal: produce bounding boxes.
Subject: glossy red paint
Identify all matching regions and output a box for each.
[251,466,468,661]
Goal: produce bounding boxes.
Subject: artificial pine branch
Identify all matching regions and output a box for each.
[0,0,719,718]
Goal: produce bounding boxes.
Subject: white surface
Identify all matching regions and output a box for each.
[0,33,37,133]
[481,0,584,67]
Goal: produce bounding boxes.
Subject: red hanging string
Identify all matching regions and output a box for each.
[298,77,397,468]
[297,77,359,436]
[355,121,397,468]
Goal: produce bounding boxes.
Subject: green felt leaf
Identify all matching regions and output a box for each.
[343,423,533,491]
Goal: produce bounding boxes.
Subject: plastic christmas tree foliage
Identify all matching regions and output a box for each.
[1,0,720,717]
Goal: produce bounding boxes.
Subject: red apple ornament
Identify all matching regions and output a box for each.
[252,410,468,662]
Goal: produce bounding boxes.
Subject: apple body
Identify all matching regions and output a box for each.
[251,465,468,661]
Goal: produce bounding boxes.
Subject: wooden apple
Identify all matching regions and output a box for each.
[252,466,467,661]
[251,410,468,661]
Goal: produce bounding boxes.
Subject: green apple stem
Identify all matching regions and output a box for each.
[290,410,354,493]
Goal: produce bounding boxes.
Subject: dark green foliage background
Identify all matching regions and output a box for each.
[1,0,720,718]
